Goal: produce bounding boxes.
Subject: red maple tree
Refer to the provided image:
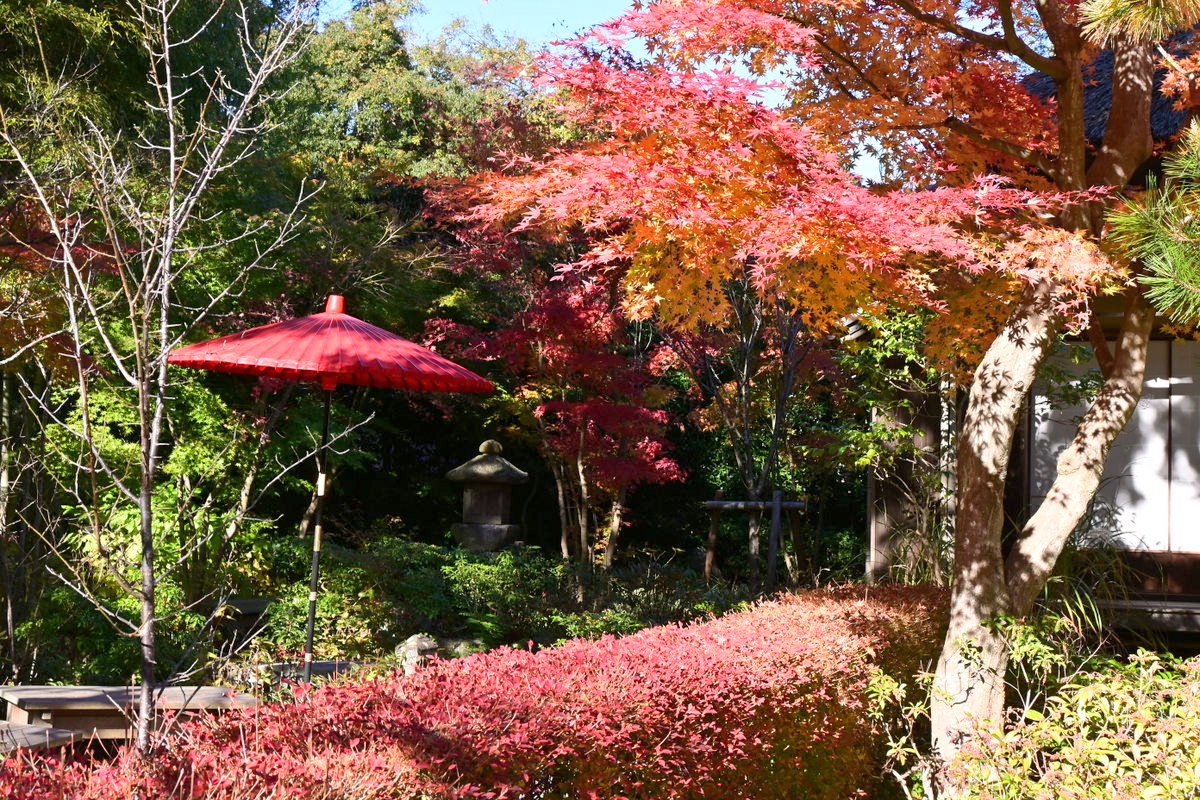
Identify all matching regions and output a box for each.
[450,0,1163,774]
[429,273,684,567]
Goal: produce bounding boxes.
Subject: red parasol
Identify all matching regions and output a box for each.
[169,295,493,679]
[168,294,492,393]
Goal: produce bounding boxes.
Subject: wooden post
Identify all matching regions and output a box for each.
[766,490,782,590]
[748,507,762,589]
[788,507,810,587]
[702,497,805,589]
[704,490,724,583]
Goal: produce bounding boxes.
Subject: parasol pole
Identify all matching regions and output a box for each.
[301,387,333,682]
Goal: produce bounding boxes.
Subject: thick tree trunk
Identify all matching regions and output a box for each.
[932,27,1156,779]
[931,281,1063,765]
[1007,289,1154,614]
[705,489,724,583]
[1087,38,1155,190]
[296,464,338,541]
[575,432,592,570]
[747,509,762,588]
[296,485,320,539]
[932,284,1154,778]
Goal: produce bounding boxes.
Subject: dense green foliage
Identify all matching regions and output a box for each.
[952,652,1200,799]
[1111,121,1200,324]
[243,539,750,663]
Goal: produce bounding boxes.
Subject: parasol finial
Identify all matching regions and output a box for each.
[324,295,345,314]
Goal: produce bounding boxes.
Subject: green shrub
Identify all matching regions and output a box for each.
[441,547,568,644]
[17,580,211,683]
[551,607,645,639]
[365,538,456,628]
[591,560,751,627]
[249,571,397,662]
[241,538,754,668]
[952,651,1200,800]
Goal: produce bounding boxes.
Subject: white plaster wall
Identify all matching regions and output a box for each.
[1030,341,1171,550]
[1170,341,1200,552]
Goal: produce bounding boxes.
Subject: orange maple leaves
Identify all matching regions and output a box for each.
[447,0,1124,364]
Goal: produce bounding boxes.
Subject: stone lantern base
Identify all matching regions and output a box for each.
[452,523,520,551]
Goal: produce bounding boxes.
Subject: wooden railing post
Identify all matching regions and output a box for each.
[766,490,782,591]
[701,496,805,590]
[704,489,724,583]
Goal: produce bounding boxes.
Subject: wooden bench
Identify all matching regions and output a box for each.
[0,686,258,741]
[0,722,76,755]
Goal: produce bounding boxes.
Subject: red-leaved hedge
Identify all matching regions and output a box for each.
[0,585,945,800]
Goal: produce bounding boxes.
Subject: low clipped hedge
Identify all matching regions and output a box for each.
[950,651,1200,800]
[1,585,946,800]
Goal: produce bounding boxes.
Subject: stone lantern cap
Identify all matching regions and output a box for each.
[446,440,529,484]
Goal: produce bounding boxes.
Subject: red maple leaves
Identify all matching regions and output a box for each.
[443,1,1124,365]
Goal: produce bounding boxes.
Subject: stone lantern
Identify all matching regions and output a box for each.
[446,440,528,551]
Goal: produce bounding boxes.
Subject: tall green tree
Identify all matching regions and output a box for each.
[1,0,314,749]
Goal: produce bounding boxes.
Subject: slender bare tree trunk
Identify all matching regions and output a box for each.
[136,480,158,750]
[0,371,15,669]
[0,0,315,750]
[552,464,572,560]
[601,488,626,570]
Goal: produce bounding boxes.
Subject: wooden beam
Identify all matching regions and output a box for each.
[702,500,806,511]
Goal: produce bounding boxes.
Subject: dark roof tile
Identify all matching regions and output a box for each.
[1024,30,1194,141]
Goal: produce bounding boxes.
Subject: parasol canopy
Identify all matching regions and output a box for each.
[167,295,493,393]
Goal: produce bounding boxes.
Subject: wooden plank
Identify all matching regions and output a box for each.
[0,686,257,712]
[0,722,76,754]
[35,713,130,740]
[1102,597,1200,633]
[0,686,258,743]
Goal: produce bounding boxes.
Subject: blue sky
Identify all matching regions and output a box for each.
[320,0,635,44]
